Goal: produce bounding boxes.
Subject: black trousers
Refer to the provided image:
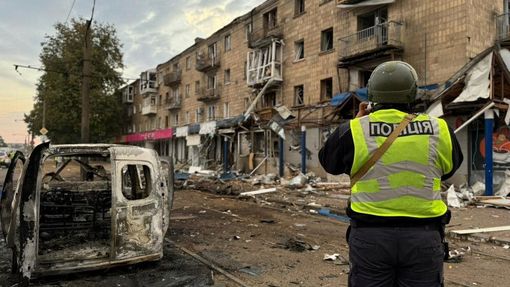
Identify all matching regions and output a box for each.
[348,225,444,287]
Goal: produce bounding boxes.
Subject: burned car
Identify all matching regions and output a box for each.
[1,142,174,284]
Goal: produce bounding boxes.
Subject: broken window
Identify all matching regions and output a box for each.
[243,60,247,80]
[262,91,277,108]
[294,85,304,106]
[185,84,190,98]
[245,22,253,41]
[224,34,232,51]
[264,8,277,30]
[224,102,230,119]
[224,69,231,84]
[186,56,192,70]
[208,42,218,59]
[195,80,200,95]
[38,154,112,261]
[321,77,333,100]
[357,8,387,39]
[295,0,305,16]
[174,113,179,126]
[208,105,216,120]
[360,70,372,87]
[121,164,151,200]
[253,131,266,154]
[321,28,333,52]
[195,108,201,123]
[295,40,304,61]
[208,74,217,89]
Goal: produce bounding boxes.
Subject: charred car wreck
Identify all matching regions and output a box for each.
[1,143,174,284]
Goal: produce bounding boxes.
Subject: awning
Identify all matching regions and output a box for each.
[355,87,368,101]
[188,124,200,135]
[452,52,492,103]
[118,128,174,143]
[186,134,201,146]
[217,115,243,128]
[331,92,351,106]
[338,0,395,8]
[199,121,217,135]
[175,126,188,137]
[425,101,444,118]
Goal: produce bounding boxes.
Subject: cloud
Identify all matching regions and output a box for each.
[0,0,266,143]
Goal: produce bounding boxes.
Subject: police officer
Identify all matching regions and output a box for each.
[319,61,463,287]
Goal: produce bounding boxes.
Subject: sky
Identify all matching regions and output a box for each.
[0,0,265,144]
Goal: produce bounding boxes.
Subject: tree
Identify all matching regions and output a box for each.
[25,18,125,144]
[0,136,7,147]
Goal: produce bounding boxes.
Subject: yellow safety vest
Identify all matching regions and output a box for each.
[349,109,453,218]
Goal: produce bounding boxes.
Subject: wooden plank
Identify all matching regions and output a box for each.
[451,225,510,235]
[165,239,252,287]
[479,198,510,207]
[240,188,277,196]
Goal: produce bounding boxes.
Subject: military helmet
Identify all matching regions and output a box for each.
[367,61,418,104]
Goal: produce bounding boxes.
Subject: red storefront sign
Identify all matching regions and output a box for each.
[117,128,173,143]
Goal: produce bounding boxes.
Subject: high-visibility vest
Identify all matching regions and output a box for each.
[349,109,453,218]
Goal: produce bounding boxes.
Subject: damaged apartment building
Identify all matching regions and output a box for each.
[116,0,509,181]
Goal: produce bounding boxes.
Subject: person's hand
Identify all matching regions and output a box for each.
[355,101,371,118]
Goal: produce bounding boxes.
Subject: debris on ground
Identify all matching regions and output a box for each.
[451,225,510,235]
[238,266,263,277]
[239,188,277,196]
[323,253,348,265]
[260,219,277,224]
[288,173,308,187]
[447,246,471,263]
[275,238,316,252]
[447,185,463,208]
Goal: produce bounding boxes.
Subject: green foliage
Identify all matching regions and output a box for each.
[25,18,125,144]
[0,136,7,147]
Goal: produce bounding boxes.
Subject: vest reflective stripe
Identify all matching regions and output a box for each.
[351,178,442,203]
[349,110,451,218]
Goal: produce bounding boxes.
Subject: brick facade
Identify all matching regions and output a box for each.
[119,0,504,175]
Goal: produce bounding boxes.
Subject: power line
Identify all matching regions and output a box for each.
[65,0,76,24]
[13,64,139,82]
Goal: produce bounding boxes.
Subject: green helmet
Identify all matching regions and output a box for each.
[367,61,418,104]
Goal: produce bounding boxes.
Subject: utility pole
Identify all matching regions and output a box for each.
[81,20,92,143]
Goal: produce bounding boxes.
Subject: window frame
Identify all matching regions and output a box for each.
[224,34,232,51]
[294,85,305,106]
[294,39,305,61]
[321,27,334,52]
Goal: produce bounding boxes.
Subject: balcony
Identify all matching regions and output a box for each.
[140,70,158,95]
[197,85,221,102]
[195,54,221,72]
[247,40,283,87]
[248,25,283,49]
[122,85,134,104]
[142,104,157,115]
[165,96,181,110]
[142,96,157,115]
[338,21,403,67]
[163,69,182,86]
[497,13,510,42]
